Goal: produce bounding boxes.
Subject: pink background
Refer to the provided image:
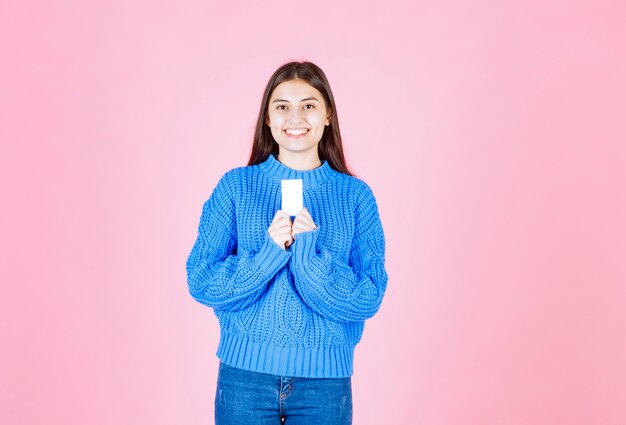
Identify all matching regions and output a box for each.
[2,1,625,424]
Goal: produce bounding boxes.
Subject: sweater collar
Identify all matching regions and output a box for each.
[259,154,336,188]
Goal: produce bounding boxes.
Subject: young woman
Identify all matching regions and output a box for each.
[186,61,389,425]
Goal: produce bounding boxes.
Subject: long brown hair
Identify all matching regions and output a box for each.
[246,61,355,176]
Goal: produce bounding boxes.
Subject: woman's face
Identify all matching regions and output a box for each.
[265,79,330,158]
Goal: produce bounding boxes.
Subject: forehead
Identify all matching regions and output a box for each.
[270,79,324,101]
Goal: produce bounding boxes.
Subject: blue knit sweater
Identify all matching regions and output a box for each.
[186,153,388,378]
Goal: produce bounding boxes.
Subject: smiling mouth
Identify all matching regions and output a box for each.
[284,129,309,137]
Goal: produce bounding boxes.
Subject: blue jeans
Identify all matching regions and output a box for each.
[215,361,353,424]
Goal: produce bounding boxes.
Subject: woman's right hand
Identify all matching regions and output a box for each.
[268,210,294,249]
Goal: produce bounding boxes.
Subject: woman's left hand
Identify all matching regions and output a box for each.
[292,208,318,237]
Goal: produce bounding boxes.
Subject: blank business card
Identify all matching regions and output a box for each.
[281,179,303,216]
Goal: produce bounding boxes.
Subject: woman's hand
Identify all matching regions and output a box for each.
[268,210,295,249]
[292,208,317,237]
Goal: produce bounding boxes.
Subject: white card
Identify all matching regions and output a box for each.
[281,179,303,216]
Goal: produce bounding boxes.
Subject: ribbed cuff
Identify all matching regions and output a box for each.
[291,226,320,265]
[216,329,354,378]
[253,232,292,277]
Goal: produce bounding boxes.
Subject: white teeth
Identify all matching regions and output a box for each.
[285,129,308,136]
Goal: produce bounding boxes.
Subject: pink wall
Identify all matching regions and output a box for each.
[2,1,625,424]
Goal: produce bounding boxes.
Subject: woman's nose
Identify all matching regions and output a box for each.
[289,108,304,121]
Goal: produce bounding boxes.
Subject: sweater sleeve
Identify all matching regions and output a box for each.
[289,183,388,323]
[186,171,292,311]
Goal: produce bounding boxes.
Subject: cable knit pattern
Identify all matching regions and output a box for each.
[186,153,388,378]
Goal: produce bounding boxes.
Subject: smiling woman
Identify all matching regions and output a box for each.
[265,79,331,167]
[186,61,388,425]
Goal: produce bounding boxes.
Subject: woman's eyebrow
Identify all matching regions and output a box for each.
[271,97,320,103]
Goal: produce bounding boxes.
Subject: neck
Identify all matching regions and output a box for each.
[277,150,322,171]
[259,152,334,189]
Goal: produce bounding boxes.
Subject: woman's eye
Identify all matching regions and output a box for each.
[276,105,287,110]
[304,104,315,109]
